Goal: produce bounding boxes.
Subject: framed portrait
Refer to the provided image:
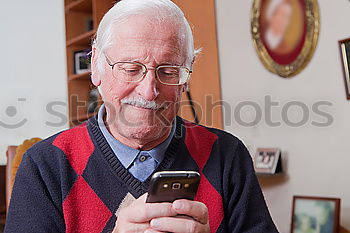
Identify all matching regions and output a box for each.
[339,38,350,99]
[254,148,282,174]
[291,196,341,233]
[74,49,91,74]
[251,0,320,77]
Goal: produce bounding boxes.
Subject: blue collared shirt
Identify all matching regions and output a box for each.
[97,104,175,181]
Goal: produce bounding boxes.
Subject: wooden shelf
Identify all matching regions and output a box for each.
[66,29,95,47]
[65,0,92,13]
[69,71,91,81]
[65,0,115,127]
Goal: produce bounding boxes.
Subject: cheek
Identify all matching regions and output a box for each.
[162,86,183,117]
[101,77,135,102]
[161,86,184,102]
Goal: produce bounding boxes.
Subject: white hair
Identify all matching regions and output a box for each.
[266,0,283,20]
[93,0,198,74]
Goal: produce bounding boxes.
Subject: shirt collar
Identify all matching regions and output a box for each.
[97,104,175,169]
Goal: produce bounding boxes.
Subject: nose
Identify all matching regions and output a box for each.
[135,68,159,101]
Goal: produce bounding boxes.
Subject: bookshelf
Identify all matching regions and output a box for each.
[64,0,115,126]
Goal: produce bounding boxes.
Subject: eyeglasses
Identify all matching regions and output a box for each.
[105,56,192,86]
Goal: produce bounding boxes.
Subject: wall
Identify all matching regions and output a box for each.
[0,0,68,165]
[215,0,350,232]
[1,0,349,231]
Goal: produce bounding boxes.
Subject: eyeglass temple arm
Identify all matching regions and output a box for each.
[186,90,199,124]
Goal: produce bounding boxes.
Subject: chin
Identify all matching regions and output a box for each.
[124,108,174,127]
[123,123,170,143]
[112,106,176,145]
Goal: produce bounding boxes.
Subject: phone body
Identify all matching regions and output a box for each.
[146,171,200,203]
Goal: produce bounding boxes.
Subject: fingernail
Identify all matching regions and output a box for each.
[150,219,160,228]
[173,201,184,210]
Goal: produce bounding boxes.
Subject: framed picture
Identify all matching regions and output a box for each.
[74,49,91,74]
[254,148,282,174]
[291,196,341,233]
[251,0,320,77]
[339,37,350,99]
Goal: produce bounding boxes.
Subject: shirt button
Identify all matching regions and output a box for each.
[139,155,147,162]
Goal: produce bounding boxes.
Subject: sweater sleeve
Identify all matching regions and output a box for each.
[4,151,66,233]
[225,140,279,233]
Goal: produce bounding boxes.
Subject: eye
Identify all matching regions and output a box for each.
[117,63,143,75]
[158,67,179,76]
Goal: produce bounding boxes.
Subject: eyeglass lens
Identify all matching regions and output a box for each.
[113,62,189,85]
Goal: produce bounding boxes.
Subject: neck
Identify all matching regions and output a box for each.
[104,116,172,150]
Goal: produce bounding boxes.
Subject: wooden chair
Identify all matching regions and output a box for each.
[5,146,18,212]
[5,138,42,212]
[0,165,6,226]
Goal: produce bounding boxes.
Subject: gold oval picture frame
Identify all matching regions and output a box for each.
[251,0,320,78]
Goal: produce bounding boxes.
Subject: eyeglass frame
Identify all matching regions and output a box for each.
[104,55,192,86]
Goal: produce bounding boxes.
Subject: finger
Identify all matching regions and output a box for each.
[142,202,177,221]
[123,195,177,222]
[144,229,166,233]
[113,222,150,233]
[150,216,209,233]
[134,193,148,204]
[172,199,208,224]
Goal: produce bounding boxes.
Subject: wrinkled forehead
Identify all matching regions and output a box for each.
[108,15,188,63]
[109,14,187,50]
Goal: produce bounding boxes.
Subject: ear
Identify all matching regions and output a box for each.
[91,46,101,87]
[183,56,195,93]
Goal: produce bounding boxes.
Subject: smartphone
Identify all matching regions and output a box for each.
[146,171,200,203]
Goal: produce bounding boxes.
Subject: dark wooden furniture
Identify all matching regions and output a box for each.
[0,165,6,228]
[64,0,115,126]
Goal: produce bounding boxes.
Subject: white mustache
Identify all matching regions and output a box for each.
[121,97,166,110]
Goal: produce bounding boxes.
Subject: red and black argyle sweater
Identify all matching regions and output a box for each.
[5,116,278,233]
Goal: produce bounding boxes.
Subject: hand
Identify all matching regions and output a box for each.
[147,199,210,233]
[113,193,178,233]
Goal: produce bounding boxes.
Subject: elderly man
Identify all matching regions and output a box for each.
[5,0,278,232]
